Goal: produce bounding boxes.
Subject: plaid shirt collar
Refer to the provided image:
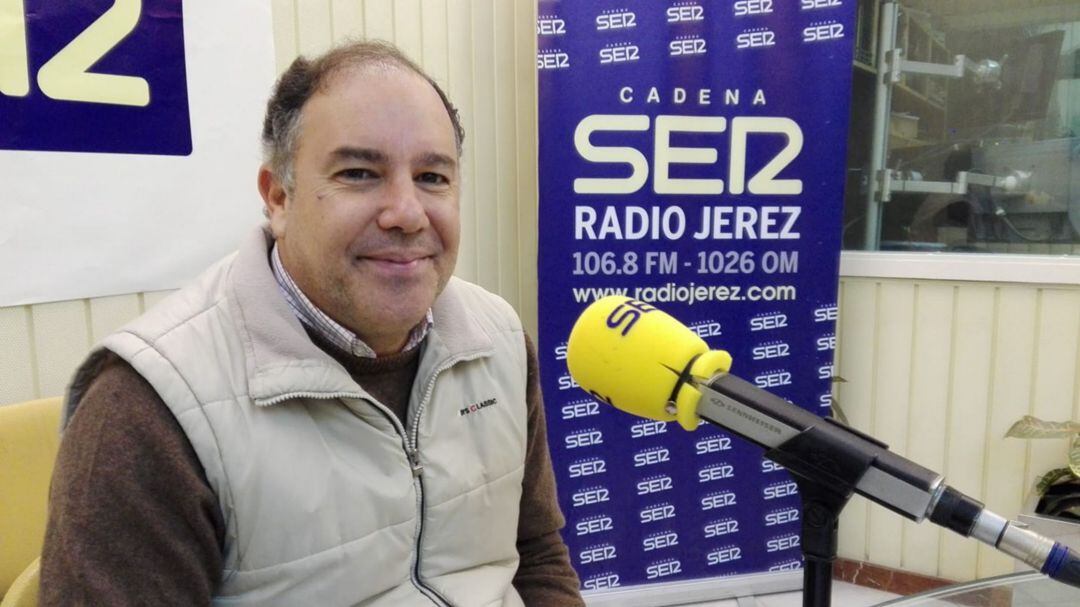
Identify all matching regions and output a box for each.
[270,244,433,358]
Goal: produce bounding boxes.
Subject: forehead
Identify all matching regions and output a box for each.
[297,64,457,159]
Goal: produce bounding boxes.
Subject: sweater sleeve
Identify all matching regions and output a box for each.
[512,334,585,606]
[40,353,224,607]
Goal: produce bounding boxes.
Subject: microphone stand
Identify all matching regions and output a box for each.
[762,416,884,607]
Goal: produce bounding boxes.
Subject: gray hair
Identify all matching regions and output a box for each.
[261,40,465,192]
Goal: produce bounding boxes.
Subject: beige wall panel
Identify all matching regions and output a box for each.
[88,294,142,344]
[513,0,538,335]
[296,0,334,54]
[392,0,424,61]
[271,0,299,71]
[866,282,916,568]
[420,0,450,86]
[938,284,995,582]
[142,290,177,312]
[837,279,877,560]
[977,287,1039,578]
[0,307,36,405]
[330,0,365,39]
[900,284,954,576]
[30,301,93,399]
[363,0,395,42]
[469,2,500,293]
[493,0,519,308]
[446,0,478,283]
[1024,289,1080,501]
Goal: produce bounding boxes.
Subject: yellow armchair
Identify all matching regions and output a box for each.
[0,397,62,606]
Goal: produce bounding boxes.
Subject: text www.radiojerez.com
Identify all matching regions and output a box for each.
[572,283,798,306]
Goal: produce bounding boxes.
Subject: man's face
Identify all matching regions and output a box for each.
[262,64,461,355]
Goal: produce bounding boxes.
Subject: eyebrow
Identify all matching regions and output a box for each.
[328,147,457,171]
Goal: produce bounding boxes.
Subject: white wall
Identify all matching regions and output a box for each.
[3,0,1079,584]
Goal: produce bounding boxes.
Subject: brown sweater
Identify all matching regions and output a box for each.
[41,335,583,606]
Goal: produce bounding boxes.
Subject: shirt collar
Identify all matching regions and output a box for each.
[270,244,433,358]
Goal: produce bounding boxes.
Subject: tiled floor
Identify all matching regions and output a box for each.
[686,581,900,606]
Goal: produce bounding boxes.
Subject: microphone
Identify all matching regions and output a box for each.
[566,295,1080,589]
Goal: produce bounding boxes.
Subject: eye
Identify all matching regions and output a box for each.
[417,172,450,186]
[337,168,378,182]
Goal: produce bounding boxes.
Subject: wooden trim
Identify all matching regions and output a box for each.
[833,558,954,596]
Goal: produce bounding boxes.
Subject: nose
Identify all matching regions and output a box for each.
[376,174,428,233]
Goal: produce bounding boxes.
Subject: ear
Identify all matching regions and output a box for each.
[258,165,289,239]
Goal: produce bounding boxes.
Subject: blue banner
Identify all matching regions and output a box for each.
[1,0,191,156]
[537,0,856,591]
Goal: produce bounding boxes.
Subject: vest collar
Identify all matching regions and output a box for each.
[229,226,494,405]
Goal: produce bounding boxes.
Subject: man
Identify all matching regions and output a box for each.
[41,41,583,606]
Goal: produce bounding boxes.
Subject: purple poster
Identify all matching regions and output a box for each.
[537,0,857,593]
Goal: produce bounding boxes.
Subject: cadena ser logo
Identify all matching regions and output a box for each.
[734,0,773,17]
[1,0,192,155]
[561,399,600,420]
[565,428,604,449]
[633,446,671,468]
[701,490,737,511]
[706,545,742,565]
[755,369,792,388]
[695,434,732,454]
[595,8,636,31]
[537,49,570,70]
[803,21,845,43]
[752,340,790,361]
[599,42,640,65]
[536,14,566,36]
[579,543,617,564]
[669,35,707,57]
[750,311,788,331]
[689,319,723,338]
[769,559,803,572]
[703,518,740,538]
[698,463,736,483]
[736,27,776,49]
[766,532,801,553]
[818,363,835,380]
[764,507,800,527]
[575,514,614,536]
[761,459,785,473]
[636,474,674,495]
[646,558,682,580]
[815,303,839,322]
[571,485,611,507]
[643,530,679,552]
[801,0,843,10]
[640,502,676,523]
[763,480,799,500]
[632,419,668,438]
[816,334,837,351]
[666,2,704,23]
[568,457,607,478]
[582,572,620,590]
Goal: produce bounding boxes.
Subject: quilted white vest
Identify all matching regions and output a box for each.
[67,228,528,607]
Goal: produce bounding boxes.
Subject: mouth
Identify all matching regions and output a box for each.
[355,254,433,273]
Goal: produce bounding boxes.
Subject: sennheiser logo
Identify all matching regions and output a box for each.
[763,480,799,500]
[537,50,570,70]
[571,485,610,507]
[575,514,614,536]
[698,463,735,483]
[766,532,801,552]
[562,399,600,420]
[596,9,636,31]
[565,428,604,449]
[579,543,617,564]
[637,475,674,495]
[752,340,790,360]
[701,490,737,511]
[734,0,773,17]
[582,572,621,590]
[803,21,845,43]
[640,502,676,523]
[765,507,800,526]
[643,531,679,552]
[736,27,776,49]
[600,42,640,65]
[569,458,607,478]
[646,558,682,579]
[536,15,566,36]
[755,369,792,388]
[707,545,742,565]
[666,2,704,23]
[459,397,497,416]
[704,518,740,538]
[669,35,707,57]
[801,0,842,10]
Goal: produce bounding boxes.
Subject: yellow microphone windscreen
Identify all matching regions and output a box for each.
[566,296,732,431]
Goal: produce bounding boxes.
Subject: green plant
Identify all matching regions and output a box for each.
[1006,415,1080,519]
